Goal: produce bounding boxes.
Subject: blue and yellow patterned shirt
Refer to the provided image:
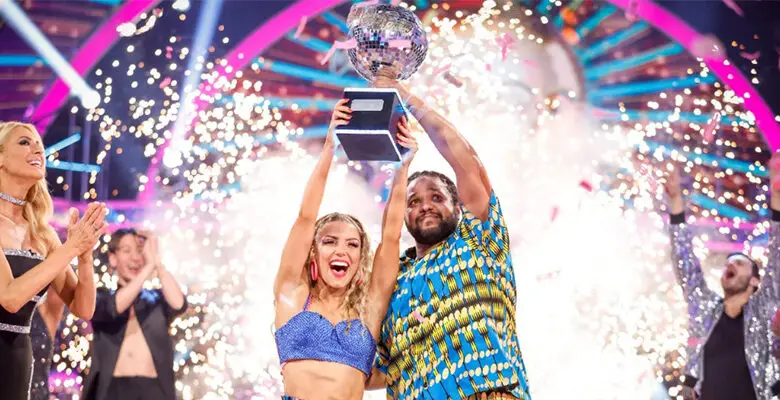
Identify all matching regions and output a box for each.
[375,190,531,399]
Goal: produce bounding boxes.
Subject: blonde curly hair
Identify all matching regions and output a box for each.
[306,212,373,330]
[0,122,59,256]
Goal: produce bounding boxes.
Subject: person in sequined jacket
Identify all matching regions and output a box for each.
[664,161,780,400]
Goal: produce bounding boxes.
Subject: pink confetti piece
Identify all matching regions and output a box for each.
[388,39,411,49]
[412,310,424,322]
[550,206,559,222]
[442,71,463,88]
[702,111,721,143]
[496,33,515,61]
[722,0,744,16]
[485,63,492,71]
[353,0,379,8]
[390,0,401,5]
[320,38,357,65]
[625,0,639,22]
[293,16,308,39]
[432,62,451,76]
[579,180,594,192]
[522,59,538,68]
[158,77,171,89]
[739,51,760,61]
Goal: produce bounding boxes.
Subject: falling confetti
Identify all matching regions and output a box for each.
[625,0,639,22]
[722,0,744,17]
[739,51,760,61]
[442,71,463,87]
[550,206,560,222]
[411,310,424,322]
[496,32,514,61]
[702,111,722,143]
[293,16,307,39]
[319,38,358,65]
[579,180,594,192]
[158,76,172,89]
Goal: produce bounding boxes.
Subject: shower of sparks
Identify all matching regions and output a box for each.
[44,1,773,400]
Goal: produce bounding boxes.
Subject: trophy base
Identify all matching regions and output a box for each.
[334,88,409,162]
[336,130,406,162]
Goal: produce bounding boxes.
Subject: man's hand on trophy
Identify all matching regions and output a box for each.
[326,99,352,144]
[373,65,400,88]
[662,162,682,200]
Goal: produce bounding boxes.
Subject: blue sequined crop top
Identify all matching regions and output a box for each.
[274,295,377,376]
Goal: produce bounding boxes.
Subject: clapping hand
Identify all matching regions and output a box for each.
[65,202,108,257]
[662,163,682,200]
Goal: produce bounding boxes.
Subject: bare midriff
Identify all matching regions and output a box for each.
[113,308,158,378]
[282,360,366,400]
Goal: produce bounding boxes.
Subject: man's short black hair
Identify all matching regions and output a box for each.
[407,170,458,208]
[108,228,139,254]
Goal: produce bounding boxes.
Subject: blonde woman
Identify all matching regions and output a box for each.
[0,122,107,400]
[273,100,417,400]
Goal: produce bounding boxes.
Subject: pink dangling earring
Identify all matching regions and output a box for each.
[310,262,318,282]
[356,271,363,285]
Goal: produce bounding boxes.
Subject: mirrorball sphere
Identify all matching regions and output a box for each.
[346,4,428,81]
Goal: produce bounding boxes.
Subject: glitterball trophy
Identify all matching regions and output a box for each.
[334,3,428,162]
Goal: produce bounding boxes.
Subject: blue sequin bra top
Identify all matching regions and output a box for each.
[274,295,377,376]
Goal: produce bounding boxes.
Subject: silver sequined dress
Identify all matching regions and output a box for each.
[670,216,780,399]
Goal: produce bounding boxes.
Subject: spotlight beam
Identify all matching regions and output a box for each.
[594,108,743,125]
[47,160,101,173]
[642,140,768,178]
[255,58,366,87]
[578,22,649,64]
[286,33,334,53]
[321,11,349,34]
[690,193,754,220]
[202,124,331,152]
[28,0,160,134]
[584,43,684,80]
[0,0,99,108]
[170,0,225,147]
[0,54,46,66]
[45,133,82,156]
[587,74,716,101]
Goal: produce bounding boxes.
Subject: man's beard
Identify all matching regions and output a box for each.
[408,213,459,246]
[723,276,753,296]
